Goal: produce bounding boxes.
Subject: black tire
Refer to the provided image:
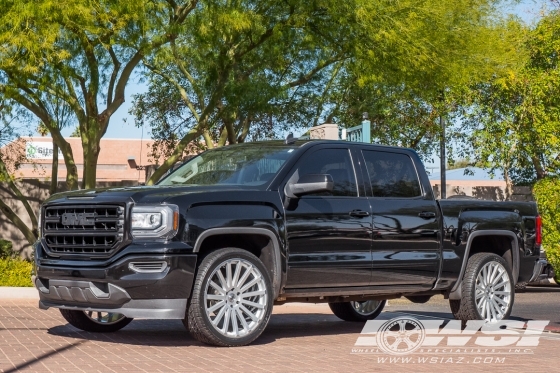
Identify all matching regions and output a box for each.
[186,248,273,347]
[449,252,514,322]
[328,300,386,322]
[59,309,132,332]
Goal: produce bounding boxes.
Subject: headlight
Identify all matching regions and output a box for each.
[131,205,179,240]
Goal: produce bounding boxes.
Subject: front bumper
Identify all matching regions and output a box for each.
[34,244,197,319]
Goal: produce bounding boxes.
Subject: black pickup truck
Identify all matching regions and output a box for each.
[33,140,542,346]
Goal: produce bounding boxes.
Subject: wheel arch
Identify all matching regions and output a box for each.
[193,228,282,299]
[449,230,519,300]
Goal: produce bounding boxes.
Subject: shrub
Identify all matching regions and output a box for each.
[0,258,33,287]
[533,178,560,280]
[0,239,13,259]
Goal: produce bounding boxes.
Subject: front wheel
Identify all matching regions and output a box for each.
[186,248,273,347]
[60,309,132,332]
[450,252,514,323]
[329,300,386,322]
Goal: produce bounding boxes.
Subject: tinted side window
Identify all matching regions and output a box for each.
[296,148,357,197]
[363,151,421,198]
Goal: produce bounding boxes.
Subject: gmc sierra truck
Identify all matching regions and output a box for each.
[33,140,542,347]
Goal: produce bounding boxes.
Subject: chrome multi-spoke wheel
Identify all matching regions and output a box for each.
[475,261,512,322]
[59,309,132,332]
[204,258,268,338]
[187,248,273,347]
[350,300,383,316]
[329,299,386,321]
[84,311,127,325]
[450,252,514,324]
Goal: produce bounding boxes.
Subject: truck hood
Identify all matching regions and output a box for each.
[43,184,265,206]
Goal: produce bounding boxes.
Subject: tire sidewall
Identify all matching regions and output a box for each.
[194,248,273,346]
[468,254,515,321]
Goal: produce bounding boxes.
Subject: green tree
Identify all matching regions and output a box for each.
[137,0,523,184]
[0,102,38,245]
[0,0,196,189]
[137,0,356,184]
[329,1,522,163]
[465,12,560,185]
[37,91,75,195]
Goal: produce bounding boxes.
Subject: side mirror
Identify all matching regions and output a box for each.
[285,174,334,198]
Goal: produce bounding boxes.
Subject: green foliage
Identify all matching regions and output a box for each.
[332,2,524,162]
[70,126,80,137]
[533,178,560,275]
[0,0,189,189]
[464,11,560,184]
[0,258,33,287]
[0,239,13,259]
[138,0,518,182]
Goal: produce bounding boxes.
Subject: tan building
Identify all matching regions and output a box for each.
[7,137,156,183]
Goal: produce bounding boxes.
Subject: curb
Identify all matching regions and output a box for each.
[0,287,39,300]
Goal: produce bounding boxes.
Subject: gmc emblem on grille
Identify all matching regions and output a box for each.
[61,212,95,226]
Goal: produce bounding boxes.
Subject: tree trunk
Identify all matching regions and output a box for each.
[503,168,513,201]
[532,155,546,180]
[50,142,59,194]
[82,140,101,190]
[51,131,79,190]
[147,128,202,185]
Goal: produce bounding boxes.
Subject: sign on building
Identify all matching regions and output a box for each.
[26,142,63,159]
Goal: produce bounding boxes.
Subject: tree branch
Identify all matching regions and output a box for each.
[286,56,347,88]
[0,161,38,231]
[106,46,121,106]
[144,62,201,122]
[146,125,204,185]
[170,39,205,107]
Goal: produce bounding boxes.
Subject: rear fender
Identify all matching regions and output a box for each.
[449,230,519,300]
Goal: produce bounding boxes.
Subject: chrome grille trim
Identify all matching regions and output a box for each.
[128,262,168,273]
[42,205,125,257]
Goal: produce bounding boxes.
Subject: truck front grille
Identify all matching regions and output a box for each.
[42,205,125,257]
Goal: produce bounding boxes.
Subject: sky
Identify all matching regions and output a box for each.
[52,0,546,146]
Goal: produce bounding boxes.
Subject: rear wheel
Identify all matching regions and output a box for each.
[328,300,386,322]
[60,309,132,332]
[450,252,514,323]
[186,248,273,347]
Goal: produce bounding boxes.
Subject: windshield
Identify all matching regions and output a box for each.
[158,144,297,187]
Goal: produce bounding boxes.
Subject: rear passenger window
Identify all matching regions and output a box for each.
[295,149,357,197]
[362,151,421,198]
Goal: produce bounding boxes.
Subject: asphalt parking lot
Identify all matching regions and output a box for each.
[1,286,559,373]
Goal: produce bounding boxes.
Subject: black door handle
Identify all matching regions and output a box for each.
[418,211,436,219]
[349,210,370,217]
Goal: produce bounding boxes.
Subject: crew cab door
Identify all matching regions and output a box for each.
[283,146,373,288]
[360,149,440,286]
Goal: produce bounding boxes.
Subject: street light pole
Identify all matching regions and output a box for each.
[440,114,446,199]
